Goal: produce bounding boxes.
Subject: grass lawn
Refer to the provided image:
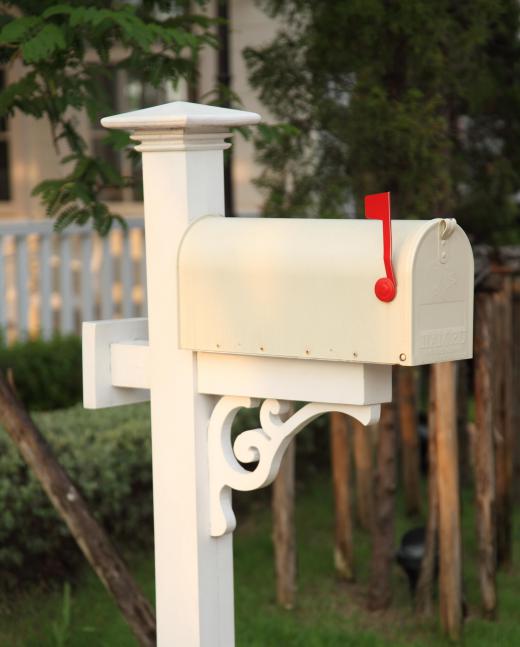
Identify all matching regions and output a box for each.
[0,474,518,646]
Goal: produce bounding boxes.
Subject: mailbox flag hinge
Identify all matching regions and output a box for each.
[365,192,396,302]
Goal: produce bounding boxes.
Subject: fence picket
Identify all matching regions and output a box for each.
[59,235,74,334]
[101,235,114,319]
[0,217,145,341]
[81,234,94,321]
[140,232,147,316]
[39,234,53,339]
[0,238,6,336]
[15,236,29,340]
[121,232,133,318]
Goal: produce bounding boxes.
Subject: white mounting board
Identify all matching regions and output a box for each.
[197,352,392,405]
[82,318,150,409]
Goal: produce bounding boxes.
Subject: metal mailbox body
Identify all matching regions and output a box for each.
[179,215,474,366]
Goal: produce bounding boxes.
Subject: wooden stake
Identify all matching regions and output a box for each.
[416,366,439,616]
[474,292,497,619]
[434,361,462,640]
[456,360,470,487]
[353,419,375,532]
[493,277,514,568]
[0,371,156,647]
[367,397,397,611]
[330,412,354,581]
[272,438,296,609]
[513,276,520,504]
[397,366,421,516]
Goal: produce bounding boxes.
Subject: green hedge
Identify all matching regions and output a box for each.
[0,403,153,588]
[0,396,331,588]
[0,335,82,411]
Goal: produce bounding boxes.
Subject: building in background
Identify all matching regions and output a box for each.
[0,0,275,223]
[0,1,276,342]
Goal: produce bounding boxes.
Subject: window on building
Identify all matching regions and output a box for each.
[91,70,173,202]
[0,69,11,201]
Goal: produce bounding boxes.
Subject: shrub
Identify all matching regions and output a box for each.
[0,335,82,411]
[0,397,331,588]
[0,403,152,588]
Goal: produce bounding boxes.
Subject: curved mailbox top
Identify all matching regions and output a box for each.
[178,216,474,366]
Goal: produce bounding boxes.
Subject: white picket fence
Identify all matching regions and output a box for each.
[0,217,147,342]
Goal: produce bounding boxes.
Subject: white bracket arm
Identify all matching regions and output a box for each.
[83,319,390,537]
[82,318,150,409]
[209,396,380,537]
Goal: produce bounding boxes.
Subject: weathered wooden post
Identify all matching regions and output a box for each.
[434,361,462,639]
[397,366,421,516]
[368,399,397,611]
[272,433,297,608]
[513,275,520,504]
[330,412,355,581]
[416,367,439,616]
[82,103,474,646]
[474,290,497,619]
[456,359,470,486]
[353,418,375,531]
[493,274,514,568]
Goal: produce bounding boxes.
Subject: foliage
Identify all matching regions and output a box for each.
[51,583,71,647]
[0,403,153,587]
[0,1,215,233]
[246,1,520,243]
[0,392,330,588]
[1,479,520,646]
[0,334,82,410]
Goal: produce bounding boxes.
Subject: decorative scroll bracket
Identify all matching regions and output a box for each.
[209,396,381,537]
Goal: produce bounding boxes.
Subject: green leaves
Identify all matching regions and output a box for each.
[0,16,67,63]
[248,0,520,242]
[0,1,214,233]
[0,397,153,586]
[22,24,66,62]
[0,16,39,44]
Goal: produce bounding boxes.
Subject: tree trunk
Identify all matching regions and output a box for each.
[0,372,156,647]
[272,438,296,609]
[397,366,421,516]
[330,412,354,581]
[367,397,397,611]
[416,366,439,616]
[353,418,375,532]
[513,276,520,504]
[473,292,497,619]
[434,361,462,640]
[493,276,514,569]
[456,360,470,487]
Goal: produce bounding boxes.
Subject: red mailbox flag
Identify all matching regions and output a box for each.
[365,192,396,302]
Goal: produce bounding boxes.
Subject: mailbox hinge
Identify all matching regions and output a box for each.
[439,218,457,264]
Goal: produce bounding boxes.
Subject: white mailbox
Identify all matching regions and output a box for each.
[82,101,475,647]
[179,215,473,367]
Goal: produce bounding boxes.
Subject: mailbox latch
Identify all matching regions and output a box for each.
[439,218,457,264]
[365,192,396,302]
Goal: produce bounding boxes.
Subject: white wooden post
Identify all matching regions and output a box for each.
[101,102,261,646]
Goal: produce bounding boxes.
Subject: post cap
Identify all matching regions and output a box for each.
[101,101,261,131]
